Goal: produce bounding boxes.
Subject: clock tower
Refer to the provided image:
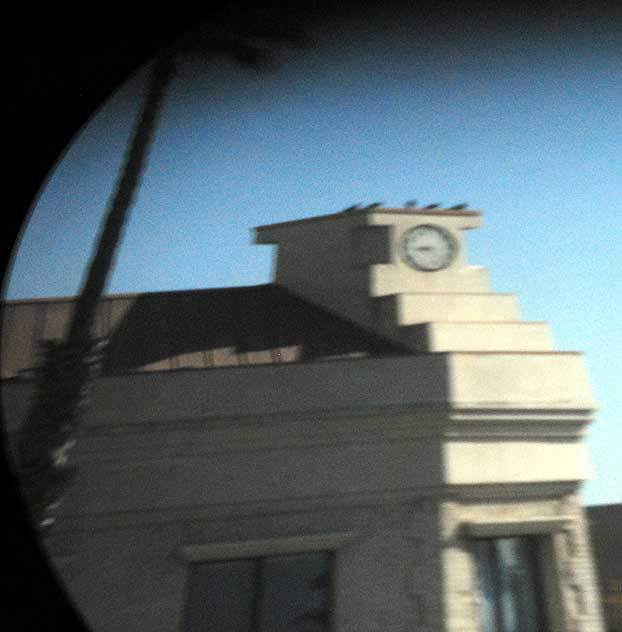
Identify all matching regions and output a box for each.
[255,206,551,354]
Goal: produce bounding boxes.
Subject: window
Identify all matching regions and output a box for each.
[182,551,332,632]
[473,537,547,632]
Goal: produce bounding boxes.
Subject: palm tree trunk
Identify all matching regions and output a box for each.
[15,15,306,529]
[68,54,175,344]
[16,54,176,528]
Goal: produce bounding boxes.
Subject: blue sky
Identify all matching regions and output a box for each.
[4,11,621,505]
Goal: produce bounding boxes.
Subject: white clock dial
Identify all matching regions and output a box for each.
[401,224,456,271]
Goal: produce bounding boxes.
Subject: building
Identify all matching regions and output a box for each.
[587,504,622,631]
[1,207,605,631]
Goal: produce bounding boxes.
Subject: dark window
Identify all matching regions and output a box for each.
[182,551,331,632]
[473,537,548,632]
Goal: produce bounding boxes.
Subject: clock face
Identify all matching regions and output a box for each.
[401,224,456,271]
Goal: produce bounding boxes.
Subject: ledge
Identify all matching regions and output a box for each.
[464,516,573,538]
[2,351,595,429]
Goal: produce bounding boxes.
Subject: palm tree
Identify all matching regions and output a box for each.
[14,12,308,529]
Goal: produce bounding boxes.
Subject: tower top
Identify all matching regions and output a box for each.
[255,207,481,234]
[254,205,487,330]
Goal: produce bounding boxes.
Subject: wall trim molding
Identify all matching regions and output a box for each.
[178,532,355,562]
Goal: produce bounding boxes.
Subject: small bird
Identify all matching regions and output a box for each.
[341,204,362,212]
[404,200,418,208]
[364,202,384,209]
[424,203,441,209]
[449,203,468,210]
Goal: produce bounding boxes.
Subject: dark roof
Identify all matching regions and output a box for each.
[1,284,407,379]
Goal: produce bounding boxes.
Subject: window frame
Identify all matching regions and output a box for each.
[464,517,573,632]
[177,532,353,632]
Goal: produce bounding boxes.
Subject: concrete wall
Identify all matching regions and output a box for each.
[257,212,373,325]
[51,499,446,632]
[403,322,553,352]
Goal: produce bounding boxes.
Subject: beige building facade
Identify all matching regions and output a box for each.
[2,207,604,631]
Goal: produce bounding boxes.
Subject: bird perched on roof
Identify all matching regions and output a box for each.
[341,204,362,212]
[404,200,418,208]
[449,203,468,209]
[364,202,384,209]
[424,203,440,209]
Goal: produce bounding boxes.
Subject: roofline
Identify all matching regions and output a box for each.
[1,283,274,305]
[255,208,482,231]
